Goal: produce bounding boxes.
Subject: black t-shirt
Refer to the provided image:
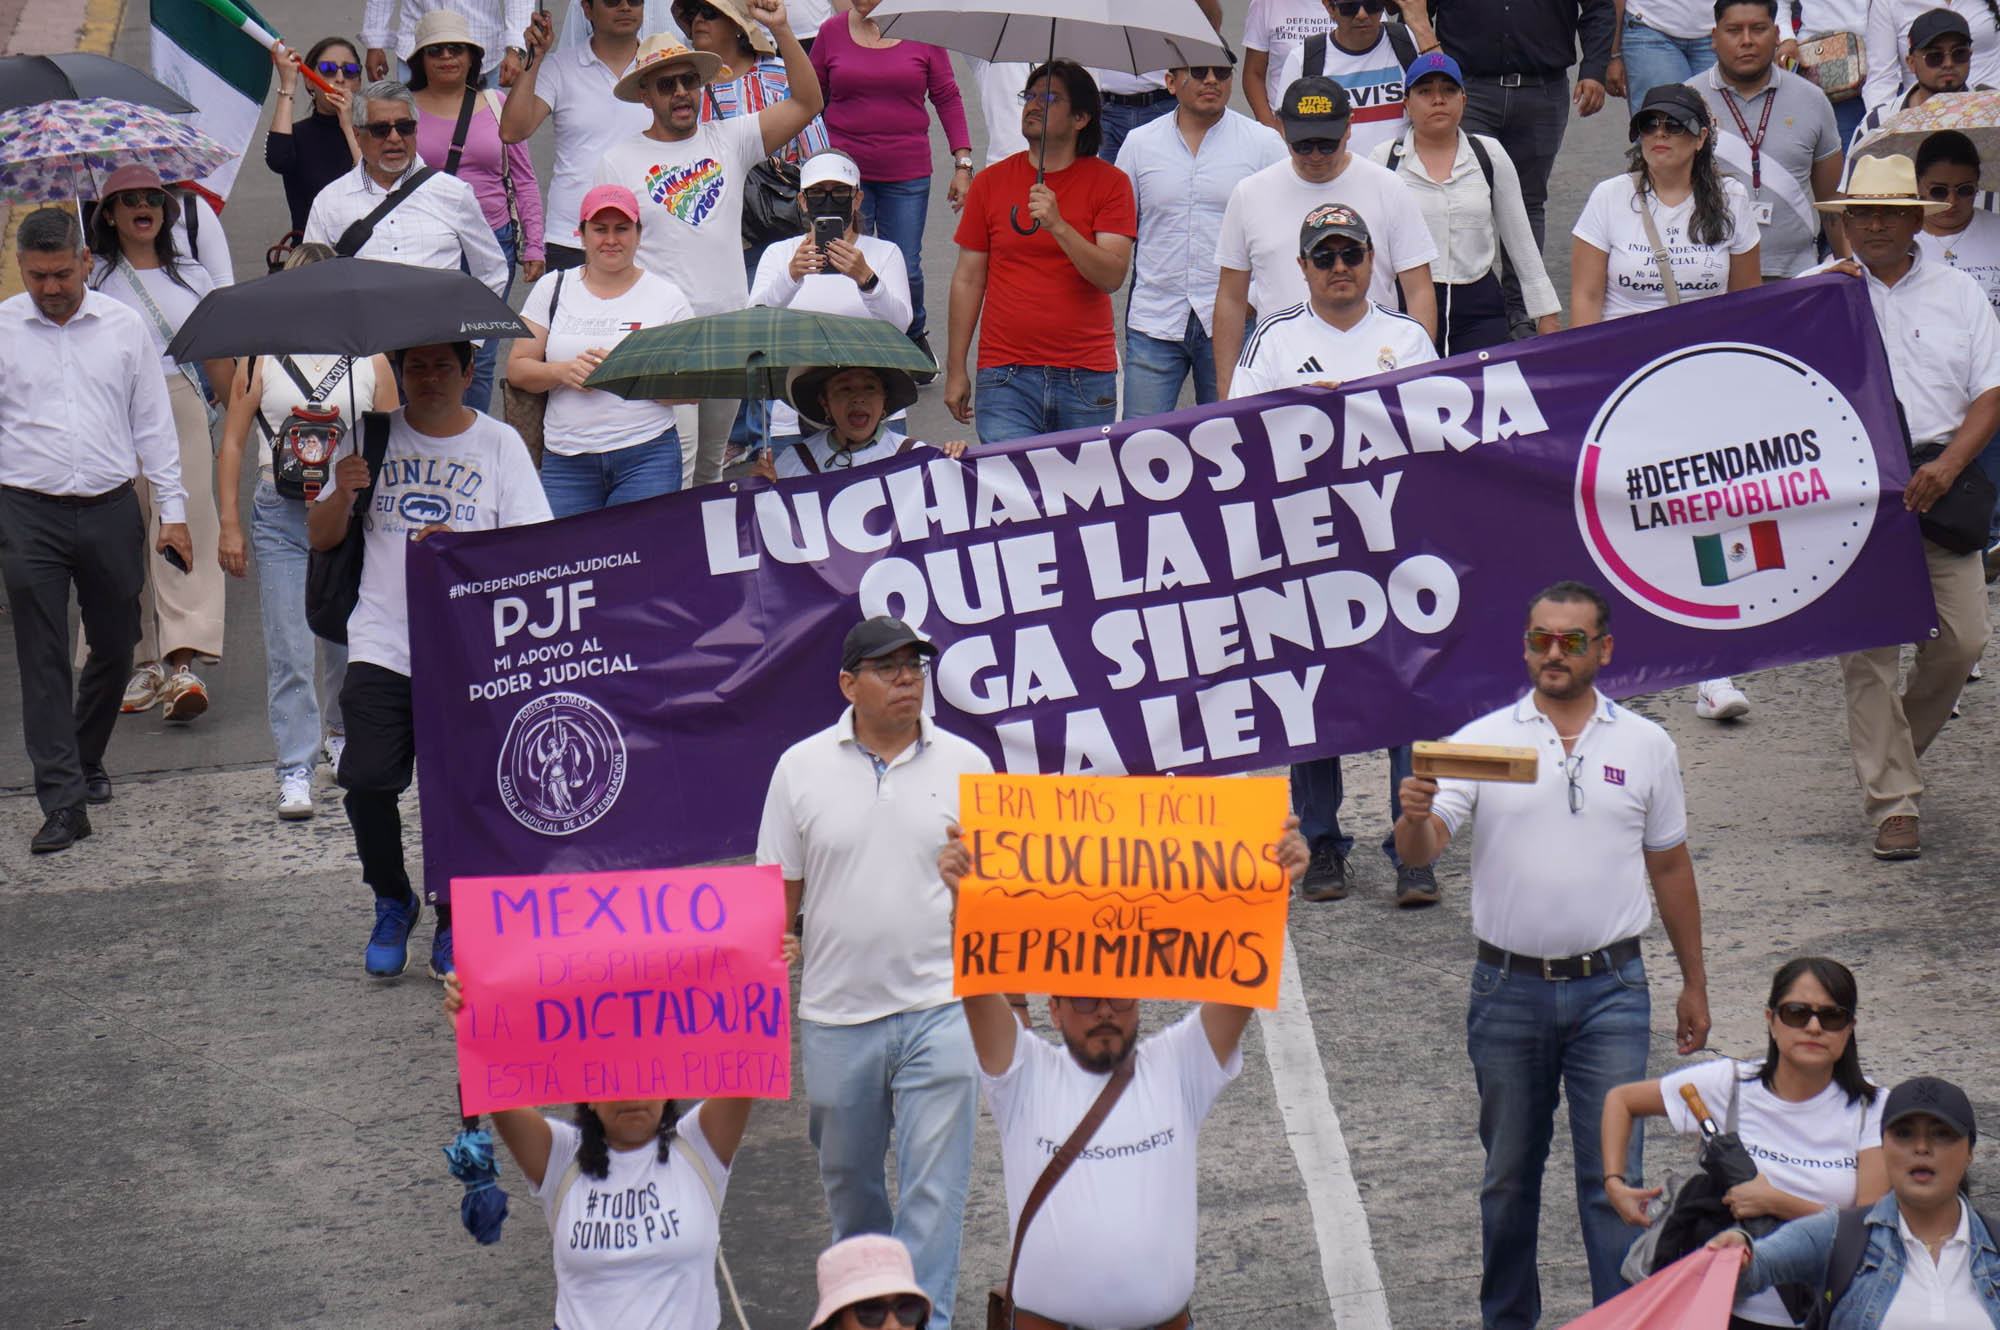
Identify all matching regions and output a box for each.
[265,111,354,232]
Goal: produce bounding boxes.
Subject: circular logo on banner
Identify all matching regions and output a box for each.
[497,692,627,836]
[1574,344,1878,629]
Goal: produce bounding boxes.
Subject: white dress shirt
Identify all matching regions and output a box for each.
[302,160,510,297]
[523,40,651,247]
[1882,1201,1990,1330]
[0,289,185,522]
[1119,107,1287,340]
[361,0,534,69]
[1370,128,1561,319]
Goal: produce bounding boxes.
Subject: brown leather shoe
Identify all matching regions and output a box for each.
[1872,815,1921,860]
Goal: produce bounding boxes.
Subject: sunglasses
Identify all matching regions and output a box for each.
[1308,243,1368,269]
[1177,65,1234,81]
[316,60,364,78]
[802,187,855,208]
[650,69,706,93]
[422,41,472,58]
[689,2,725,19]
[1635,113,1694,137]
[593,0,644,6]
[1524,629,1603,656]
[847,1296,929,1329]
[1774,1001,1854,1032]
[1919,44,1973,67]
[361,118,418,139]
[113,189,170,209]
[1927,181,1980,200]
[1017,89,1065,105]
[1290,137,1343,156]
[1333,0,1388,13]
[1059,996,1137,1014]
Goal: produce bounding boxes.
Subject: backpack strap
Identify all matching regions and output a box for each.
[1814,1205,1872,1326]
[791,441,821,474]
[1386,136,1405,174]
[893,436,917,454]
[1303,32,1327,78]
[550,1158,583,1216]
[1466,133,1496,194]
[335,167,438,257]
[443,87,479,176]
[1385,20,1417,70]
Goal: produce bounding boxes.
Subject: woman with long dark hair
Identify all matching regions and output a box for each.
[263,35,364,232]
[1603,957,1888,1328]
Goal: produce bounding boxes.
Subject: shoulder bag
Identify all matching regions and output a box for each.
[1789,3,1865,104]
[988,1050,1136,1330]
[305,410,391,644]
[1908,441,1999,553]
[1636,194,1683,306]
[255,354,357,500]
[1619,1068,1740,1283]
[501,270,565,468]
[334,166,439,257]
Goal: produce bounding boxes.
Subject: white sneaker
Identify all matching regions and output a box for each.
[121,663,166,713]
[1970,659,1984,683]
[323,733,346,773]
[278,768,315,820]
[1694,677,1751,721]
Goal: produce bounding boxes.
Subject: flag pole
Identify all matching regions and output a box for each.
[187,0,338,97]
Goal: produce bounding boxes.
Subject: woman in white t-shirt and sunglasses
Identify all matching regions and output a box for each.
[1572,82,1763,726]
[1602,956,1888,1329]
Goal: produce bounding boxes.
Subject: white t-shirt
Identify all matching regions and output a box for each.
[1229,301,1438,400]
[91,259,214,374]
[522,268,692,455]
[533,43,654,247]
[1244,0,1338,106]
[984,1012,1241,1328]
[748,233,913,439]
[1627,0,1716,40]
[528,1108,731,1330]
[255,353,380,481]
[592,117,767,315]
[1918,212,2000,312]
[773,426,928,479]
[320,408,551,675]
[1660,1059,1883,1327]
[1274,31,1408,161]
[1571,173,1760,320]
[1216,157,1439,317]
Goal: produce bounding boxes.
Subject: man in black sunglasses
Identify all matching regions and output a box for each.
[1846,9,1992,167]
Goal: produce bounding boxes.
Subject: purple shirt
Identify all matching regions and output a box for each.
[809,14,971,183]
[415,91,546,261]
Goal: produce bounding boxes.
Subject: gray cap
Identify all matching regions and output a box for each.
[841,617,936,673]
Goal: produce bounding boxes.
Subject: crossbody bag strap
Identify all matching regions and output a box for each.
[335,167,437,257]
[791,441,821,474]
[115,256,205,397]
[444,86,478,176]
[482,88,519,229]
[1001,1052,1136,1314]
[1636,194,1683,305]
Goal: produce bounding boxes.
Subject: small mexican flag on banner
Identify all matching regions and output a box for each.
[150,0,277,200]
[1693,520,1785,586]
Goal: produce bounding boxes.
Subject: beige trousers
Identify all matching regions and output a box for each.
[674,398,739,487]
[1839,538,1991,824]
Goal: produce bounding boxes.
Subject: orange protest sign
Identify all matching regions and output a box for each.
[953,773,1292,1008]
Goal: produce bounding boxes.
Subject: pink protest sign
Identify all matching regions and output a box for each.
[452,866,791,1115]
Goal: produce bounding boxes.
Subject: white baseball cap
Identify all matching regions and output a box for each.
[799,150,861,191]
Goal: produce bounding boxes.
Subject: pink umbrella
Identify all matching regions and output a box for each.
[1557,1247,1740,1329]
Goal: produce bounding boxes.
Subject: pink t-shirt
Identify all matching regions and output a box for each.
[809,14,971,182]
[415,91,546,260]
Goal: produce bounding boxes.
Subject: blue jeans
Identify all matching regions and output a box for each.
[251,479,345,773]
[1290,746,1413,865]
[801,1004,978,1330]
[1123,312,1219,419]
[1467,954,1652,1329]
[1098,93,1176,166]
[974,364,1118,444]
[1619,16,1716,110]
[862,176,931,340]
[467,221,516,412]
[537,426,682,519]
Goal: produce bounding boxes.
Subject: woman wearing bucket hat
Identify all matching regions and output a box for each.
[810,1235,932,1330]
[755,364,965,479]
[1710,1076,2000,1327]
[407,8,545,411]
[1572,82,1763,727]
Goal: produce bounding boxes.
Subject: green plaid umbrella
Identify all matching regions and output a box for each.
[584,307,937,402]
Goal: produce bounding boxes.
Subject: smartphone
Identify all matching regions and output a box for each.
[164,546,190,574]
[812,213,845,253]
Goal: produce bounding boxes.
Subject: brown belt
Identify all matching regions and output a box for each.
[1011,1308,1191,1330]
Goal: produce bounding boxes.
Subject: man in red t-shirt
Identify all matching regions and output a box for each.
[944,60,1138,443]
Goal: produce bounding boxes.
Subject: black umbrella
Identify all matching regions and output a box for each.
[166,258,530,361]
[0,54,196,113]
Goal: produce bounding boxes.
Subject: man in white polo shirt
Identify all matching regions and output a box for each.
[1395,579,1711,1328]
[757,616,990,1330]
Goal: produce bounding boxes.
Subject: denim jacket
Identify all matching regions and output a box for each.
[1741,1194,2000,1330]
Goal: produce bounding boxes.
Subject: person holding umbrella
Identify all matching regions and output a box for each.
[85,163,235,726]
[754,362,966,477]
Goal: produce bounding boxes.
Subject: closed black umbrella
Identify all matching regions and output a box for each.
[0,54,196,113]
[166,258,530,362]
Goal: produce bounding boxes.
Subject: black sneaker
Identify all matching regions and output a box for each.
[1395,863,1441,908]
[31,805,92,854]
[1299,844,1350,901]
[909,331,938,385]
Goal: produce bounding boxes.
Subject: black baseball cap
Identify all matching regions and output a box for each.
[1909,8,1972,50]
[1883,1076,1978,1143]
[841,616,937,673]
[1628,83,1709,141]
[1299,202,1371,256]
[1279,75,1352,144]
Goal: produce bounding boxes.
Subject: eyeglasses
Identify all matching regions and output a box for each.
[422,41,472,58]
[856,656,925,681]
[1177,65,1234,81]
[1774,1001,1854,1032]
[1919,44,1973,67]
[1307,243,1368,269]
[650,69,706,93]
[1561,753,1586,815]
[593,0,644,7]
[1635,114,1694,137]
[846,1296,929,1329]
[1333,0,1388,13]
[1059,996,1137,1014]
[316,60,364,78]
[1524,629,1603,656]
[362,118,418,139]
[113,189,170,209]
[1017,89,1065,105]
[1926,181,1980,200]
[1290,137,1343,156]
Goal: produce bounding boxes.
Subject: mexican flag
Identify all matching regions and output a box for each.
[1693,520,1785,586]
[150,0,277,201]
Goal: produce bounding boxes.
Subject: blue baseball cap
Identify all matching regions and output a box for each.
[1404,51,1463,89]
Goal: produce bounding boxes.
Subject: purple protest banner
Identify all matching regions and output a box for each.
[407,276,1932,897]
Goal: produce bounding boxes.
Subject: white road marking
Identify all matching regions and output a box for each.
[1258,932,1394,1330]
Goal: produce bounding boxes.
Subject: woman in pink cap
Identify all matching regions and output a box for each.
[811,1235,932,1330]
[508,184,697,517]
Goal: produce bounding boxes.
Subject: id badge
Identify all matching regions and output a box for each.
[1752,201,1774,226]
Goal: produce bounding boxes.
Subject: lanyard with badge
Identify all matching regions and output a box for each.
[1718,85,1777,226]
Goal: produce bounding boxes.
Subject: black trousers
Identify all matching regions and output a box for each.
[1462,73,1572,331]
[336,661,420,906]
[543,243,585,272]
[0,486,144,813]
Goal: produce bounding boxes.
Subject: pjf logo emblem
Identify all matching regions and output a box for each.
[497,692,627,836]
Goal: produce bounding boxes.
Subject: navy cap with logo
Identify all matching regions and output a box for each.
[1882,1076,1978,1144]
[1279,75,1352,144]
[1909,7,1973,50]
[841,616,937,674]
[1299,202,1371,257]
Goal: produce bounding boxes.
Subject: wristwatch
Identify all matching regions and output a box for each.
[953,154,974,172]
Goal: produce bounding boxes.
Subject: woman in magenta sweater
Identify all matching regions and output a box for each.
[810,0,972,362]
